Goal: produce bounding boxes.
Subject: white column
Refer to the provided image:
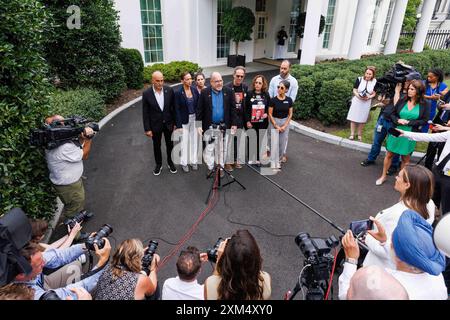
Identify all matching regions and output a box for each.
[384,0,409,55]
[412,0,437,52]
[299,0,322,65]
[348,0,372,60]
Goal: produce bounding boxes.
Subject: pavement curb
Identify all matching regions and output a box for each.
[289,120,426,160]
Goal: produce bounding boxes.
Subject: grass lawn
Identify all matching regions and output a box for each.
[331,108,429,153]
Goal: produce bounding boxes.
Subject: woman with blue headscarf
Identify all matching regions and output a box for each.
[339,210,447,300]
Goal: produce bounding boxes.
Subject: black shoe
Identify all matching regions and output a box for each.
[360,159,375,167]
[153,166,162,176]
[387,166,398,176]
[168,163,177,174]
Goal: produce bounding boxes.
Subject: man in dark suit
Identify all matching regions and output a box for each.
[196,72,238,173]
[143,71,177,176]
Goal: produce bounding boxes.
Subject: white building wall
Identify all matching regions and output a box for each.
[114,0,145,58]
[115,0,409,67]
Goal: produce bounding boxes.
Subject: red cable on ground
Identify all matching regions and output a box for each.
[325,248,339,300]
[158,169,220,270]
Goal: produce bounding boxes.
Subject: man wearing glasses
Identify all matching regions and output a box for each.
[197,72,238,175]
[268,60,298,103]
[225,66,248,170]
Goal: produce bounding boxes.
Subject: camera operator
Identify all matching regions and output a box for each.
[12,237,111,300]
[339,210,447,300]
[30,219,82,251]
[162,246,208,300]
[204,230,271,300]
[95,239,160,300]
[44,115,95,219]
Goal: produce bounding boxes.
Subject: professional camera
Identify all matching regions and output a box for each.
[142,240,159,275]
[85,224,113,251]
[292,232,339,300]
[207,237,224,263]
[375,62,420,98]
[30,115,99,150]
[63,210,92,229]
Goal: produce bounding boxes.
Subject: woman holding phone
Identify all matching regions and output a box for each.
[363,164,436,269]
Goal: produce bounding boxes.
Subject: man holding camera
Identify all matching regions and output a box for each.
[13,238,111,300]
[45,115,94,219]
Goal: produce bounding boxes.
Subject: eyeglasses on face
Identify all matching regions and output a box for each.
[277,86,285,90]
[235,75,244,78]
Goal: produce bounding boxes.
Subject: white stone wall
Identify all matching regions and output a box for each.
[114,0,144,57]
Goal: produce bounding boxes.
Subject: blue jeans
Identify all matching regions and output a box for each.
[367,115,400,168]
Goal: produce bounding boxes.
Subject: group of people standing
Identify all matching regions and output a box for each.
[142,61,298,176]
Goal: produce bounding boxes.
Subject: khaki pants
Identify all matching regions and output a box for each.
[44,261,83,290]
[53,178,85,218]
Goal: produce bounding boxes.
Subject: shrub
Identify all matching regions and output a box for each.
[144,61,201,83]
[49,89,106,122]
[44,0,126,102]
[118,48,144,89]
[317,79,353,125]
[397,36,414,51]
[293,77,315,120]
[0,0,55,219]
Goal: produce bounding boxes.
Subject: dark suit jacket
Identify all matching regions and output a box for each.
[196,86,238,132]
[142,86,176,133]
[390,97,430,132]
[174,85,200,128]
[225,82,248,128]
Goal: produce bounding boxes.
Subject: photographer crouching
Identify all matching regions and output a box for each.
[43,115,97,220]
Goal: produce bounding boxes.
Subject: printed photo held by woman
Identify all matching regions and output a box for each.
[268,79,293,171]
[376,80,430,186]
[346,67,377,141]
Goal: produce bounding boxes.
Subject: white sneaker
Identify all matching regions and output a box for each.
[77,253,87,264]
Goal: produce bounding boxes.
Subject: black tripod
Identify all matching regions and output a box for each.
[205,128,245,204]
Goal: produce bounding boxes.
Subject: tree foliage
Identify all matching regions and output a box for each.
[43,0,126,102]
[222,6,256,55]
[402,0,422,32]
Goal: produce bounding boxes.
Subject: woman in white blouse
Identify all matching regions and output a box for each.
[363,164,436,270]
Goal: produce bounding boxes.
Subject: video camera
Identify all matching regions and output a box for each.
[374,62,420,99]
[141,240,159,275]
[293,232,339,300]
[30,115,99,150]
[85,224,113,251]
[207,237,224,263]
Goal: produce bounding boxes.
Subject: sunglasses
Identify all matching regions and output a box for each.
[277,86,286,90]
[235,75,244,78]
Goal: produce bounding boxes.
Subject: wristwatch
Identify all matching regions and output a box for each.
[345,258,358,265]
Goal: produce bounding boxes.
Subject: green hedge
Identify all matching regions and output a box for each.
[144,61,201,83]
[293,77,315,120]
[118,48,144,89]
[49,89,106,122]
[291,50,450,125]
[44,0,126,102]
[317,79,353,125]
[0,0,55,219]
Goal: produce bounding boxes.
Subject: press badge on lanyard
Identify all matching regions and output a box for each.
[376,124,383,133]
[444,169,450,177]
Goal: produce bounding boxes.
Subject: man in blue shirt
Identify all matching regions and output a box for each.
[14,239,111,300]
[197,72,238,172]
